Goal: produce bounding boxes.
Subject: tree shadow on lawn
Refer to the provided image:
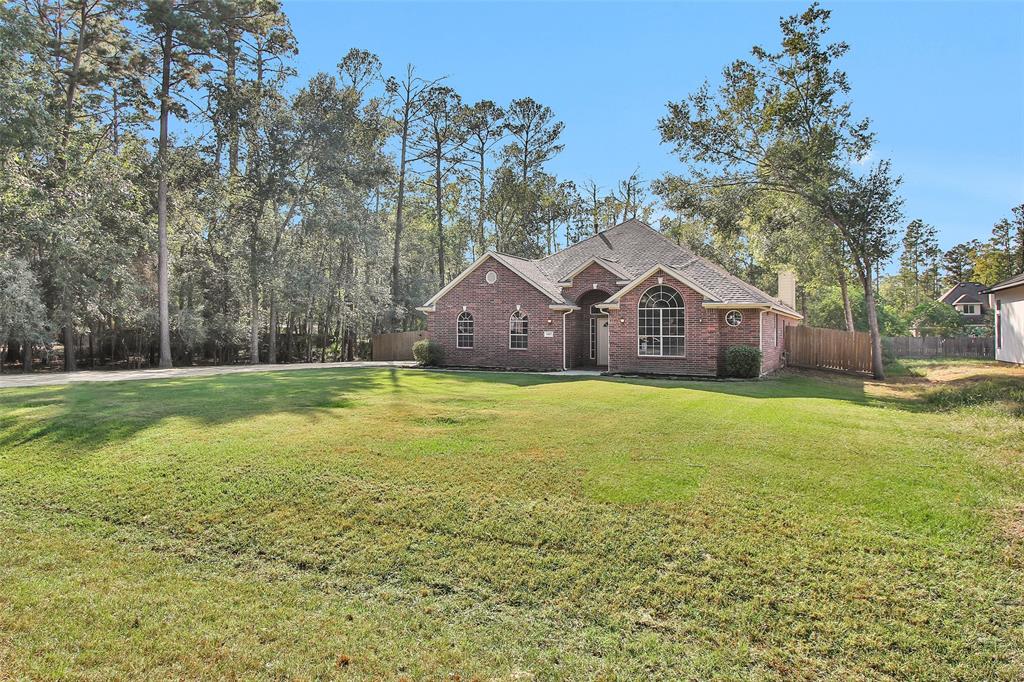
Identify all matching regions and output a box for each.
[8,362,1007,459]
[0,366,613,455]
[0,368,394,453]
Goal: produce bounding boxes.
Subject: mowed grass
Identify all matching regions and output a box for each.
[0,366,1022,680]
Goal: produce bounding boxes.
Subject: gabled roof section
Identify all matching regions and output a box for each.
[490,252,565,302]
[420,219,802,317]
[939,282,988,305]
[952,294,982,305]
[537,219,800,316]
[984,271,1024,294]
[419,251,566,311]
[556,256,632,284]
[603,264,722,303]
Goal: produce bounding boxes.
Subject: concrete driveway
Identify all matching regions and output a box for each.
[0,361,417,389]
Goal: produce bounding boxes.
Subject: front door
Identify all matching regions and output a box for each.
[596,316,609,366]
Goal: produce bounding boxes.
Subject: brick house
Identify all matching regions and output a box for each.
[417,220,802,376]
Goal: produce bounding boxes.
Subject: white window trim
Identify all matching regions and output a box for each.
[590,317,596,359]
[509,310,528,350]
[456,311,474,349]
[637,284,686,358]
[725,310,743,327]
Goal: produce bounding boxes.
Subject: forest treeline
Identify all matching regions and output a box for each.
[0,1,1021,376]
[0,0,658,372]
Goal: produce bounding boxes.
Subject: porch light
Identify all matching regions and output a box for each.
[547,318,552,324]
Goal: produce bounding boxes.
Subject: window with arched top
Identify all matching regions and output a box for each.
[456,311,474,348]
[509,310,528,349]
[638,285,684,356]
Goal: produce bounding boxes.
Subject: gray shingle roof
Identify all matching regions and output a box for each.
[984,271,1024,293]
[490,252,566,302]
[534,219,799,314]
[939,282,988,306]
[424,219,802,316]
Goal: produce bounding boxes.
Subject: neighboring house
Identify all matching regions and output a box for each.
[417,219,802,376]
[985,272,1024,365]
[938,282,990,331]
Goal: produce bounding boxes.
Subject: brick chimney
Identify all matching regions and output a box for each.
[778,271,797,310]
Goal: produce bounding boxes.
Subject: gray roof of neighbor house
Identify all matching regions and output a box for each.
[939,282,989,308]
[424,219,801,317]
[984,271,1024,293]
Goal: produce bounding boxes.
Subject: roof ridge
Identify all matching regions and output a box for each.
[490,249,536,263]
[538,219,650,262]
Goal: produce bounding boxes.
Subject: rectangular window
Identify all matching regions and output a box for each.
[638,308,684,356]
[961,304,977,315]
[510,313,528,349]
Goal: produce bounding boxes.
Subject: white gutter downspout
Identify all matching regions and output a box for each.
[562,309,572,371]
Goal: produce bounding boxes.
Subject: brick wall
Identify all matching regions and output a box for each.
[607,273,719,376]
[760,312,796,374]
[718,308,762,375]
[427,259,564,370]
[427,259,800,376]
[559,262,622,369]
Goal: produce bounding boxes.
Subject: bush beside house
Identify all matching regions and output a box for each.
[412,339,443,366]
[724,345,762,378]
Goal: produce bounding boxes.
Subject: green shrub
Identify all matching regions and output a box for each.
[908,300,965,337]
[724,345,762,378]
[412,339,443,366]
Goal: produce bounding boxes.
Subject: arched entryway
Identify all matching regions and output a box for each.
[570,289,612,369]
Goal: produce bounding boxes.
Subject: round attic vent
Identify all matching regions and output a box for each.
[485,270,497,284]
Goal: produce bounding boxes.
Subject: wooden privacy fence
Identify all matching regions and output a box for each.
[371,330,426,361]
[884,335,993,359]
[785,326,873,375]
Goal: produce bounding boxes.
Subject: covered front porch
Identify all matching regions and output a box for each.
[565,288,611,370]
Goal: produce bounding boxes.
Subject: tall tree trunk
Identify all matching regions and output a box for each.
[838,269,855,332]
[477,150,487,257]
[249,278,259,364]
[156,29,173,369]
[286,312,293,362]
[268,295,277,364]
[435,155,445,287]
[226,31,239,175]
[62,289,76,371]
[305,317,312,363]
[391,101,411,325]
[332,318,342,361]
[858,260,885,380]
[22,339,31,372]
[57,3,88,373]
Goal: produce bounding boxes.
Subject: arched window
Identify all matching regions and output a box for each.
[509,310,528,349]
[456,311,474,348]
[638,285,684,356]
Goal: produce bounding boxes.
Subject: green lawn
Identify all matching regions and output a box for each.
[1,366,1022,679]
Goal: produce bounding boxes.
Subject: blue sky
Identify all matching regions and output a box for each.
[282,1,1024,258]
